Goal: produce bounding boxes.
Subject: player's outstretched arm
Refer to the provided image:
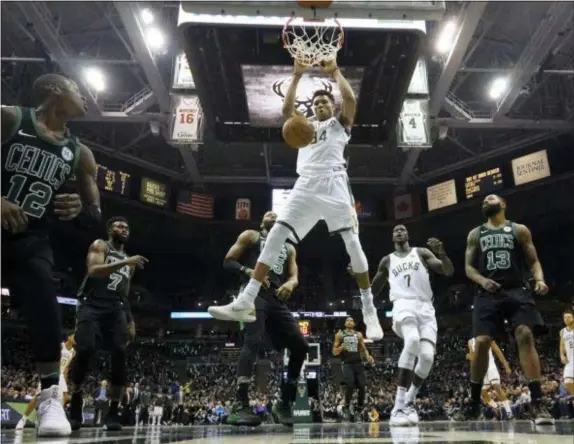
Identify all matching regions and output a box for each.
[281,60,308,120]
[419,238,454,276]
[223,230,259,275]
[515,223,548,295]
[320,59,356,128]
[371,255,390,297]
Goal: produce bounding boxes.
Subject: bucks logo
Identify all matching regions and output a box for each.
[272,77,333,118]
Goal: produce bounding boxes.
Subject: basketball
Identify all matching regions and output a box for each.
[282,115,314,149]
[296,0,333,7]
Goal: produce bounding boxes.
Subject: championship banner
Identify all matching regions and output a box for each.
[170,95,202,144]
[512,149,551,186]
[235,198,251,220]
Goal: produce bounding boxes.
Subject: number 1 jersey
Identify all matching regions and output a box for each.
[296,116,350,177]
[1,107,80,234]
[388,248,433,302]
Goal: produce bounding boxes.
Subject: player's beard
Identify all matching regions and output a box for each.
[482,203,502,218]
[111,232,128,245]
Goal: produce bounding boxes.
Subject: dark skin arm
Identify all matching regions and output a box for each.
[282,60,307,119]
[418,239,454,276]
[276,244,299,301]
[320,59,356,127]
[465,227,501,292]
[332,331,347,356]
[225,230,270,289]
[371,256,390,297]
[358,332,374,363]
[124,267,136,341]
[1,106,20,143]
[515,223,548,295]
[86,240,147,277]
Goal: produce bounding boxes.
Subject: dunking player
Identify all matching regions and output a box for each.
[68,216,147,431]
[16,334,76,430]
[458,194,553,424]
[222,211,309,427]
[365,225,453,426]
[332,317,374,420]
[467,338,514,419]
[209,58,383,341]
[1,74,100,436]
[559,309,574,394]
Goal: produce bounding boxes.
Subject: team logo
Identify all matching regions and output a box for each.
[297,384,307,398]
[61,146,74,162]
[504,226,512,232]
[272,77,333,118]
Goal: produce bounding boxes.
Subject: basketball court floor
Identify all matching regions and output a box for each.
[3,421,573,444]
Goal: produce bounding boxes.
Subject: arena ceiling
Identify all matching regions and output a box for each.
[1,1,573,189]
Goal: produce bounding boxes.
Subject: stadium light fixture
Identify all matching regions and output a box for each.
[435,21,457,54]
[83,67,105,92]
[146,27,166,50]
[141,8,154,25]
[488,77,508,100]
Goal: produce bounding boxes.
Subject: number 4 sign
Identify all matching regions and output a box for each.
[171,95,202,143]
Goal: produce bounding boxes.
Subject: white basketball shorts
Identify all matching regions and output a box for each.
[392,298,437,345]
[59,374,68,394]
[153,406,164,417]
[564,363,574,382]
[483,362,501,387]
[277,172,358,242]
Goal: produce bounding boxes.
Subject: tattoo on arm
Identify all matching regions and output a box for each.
[465,228,485,285]
[516,224,544,282]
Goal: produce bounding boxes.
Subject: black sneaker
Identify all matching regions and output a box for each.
[103,409,122,431]
[272,399,294,427]
[68,392,84,431]
[227,403,262,427]
[529,404,555,425]
[452,404,484,421]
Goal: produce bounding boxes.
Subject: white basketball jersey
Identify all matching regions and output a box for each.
[296,116,350,177]
[399,101,427,144]
[388,248,433,302]
[470,338,495,365]
[562,328,574,363]
[60,342,75,374]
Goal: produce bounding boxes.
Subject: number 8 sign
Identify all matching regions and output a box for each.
[171,95,202,143]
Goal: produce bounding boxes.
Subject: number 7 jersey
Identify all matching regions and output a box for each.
[388,248,433,302]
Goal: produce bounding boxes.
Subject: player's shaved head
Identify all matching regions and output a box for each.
[32,74,70,104]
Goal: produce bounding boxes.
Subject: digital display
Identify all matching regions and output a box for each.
[96,164,131,196]
[465,168,504,199]
[298,320,310,337]
[140,177,169,208]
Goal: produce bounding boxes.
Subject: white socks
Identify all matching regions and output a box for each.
[237,279,261,304]
[360,288,374,309]
[405,385,419,404]
[394,386,407,410]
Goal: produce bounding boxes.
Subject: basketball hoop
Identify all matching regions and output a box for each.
[282,17,344,67]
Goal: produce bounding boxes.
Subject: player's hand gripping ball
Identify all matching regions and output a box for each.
[282,114,314,149]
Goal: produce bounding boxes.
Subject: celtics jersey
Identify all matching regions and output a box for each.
[241,231,289,291]
[340,330,361,363]
[1,107,80,234]
[77,241,133,308]
[475,221,529,288]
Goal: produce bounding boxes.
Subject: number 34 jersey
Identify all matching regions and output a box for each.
[77,241,133,309]
[388,248,433,302]
[1,107,80,234]
[475,221,529,288]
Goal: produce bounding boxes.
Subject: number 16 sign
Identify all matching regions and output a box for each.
[171,95,203,144]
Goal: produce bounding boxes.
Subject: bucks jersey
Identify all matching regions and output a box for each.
[562,328,574,364]
[296,116,350,177]
[2,107,80,234]
[60,342,75,375]
[340,330,361,363]
[77,241,133,308]
[399,101,427,145]
[388,248,433,302]
[475,221,529,288]
[241,231,289,291]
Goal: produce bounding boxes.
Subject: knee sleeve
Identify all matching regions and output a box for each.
[110,348,127,387]
[414,340,435,379]
[398,320,420,369]
[340,230,368,274]
[258,223,291,267]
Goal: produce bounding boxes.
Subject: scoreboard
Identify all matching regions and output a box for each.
[140,177,170,208]
[96,163,131,196]
[465,167,504,199]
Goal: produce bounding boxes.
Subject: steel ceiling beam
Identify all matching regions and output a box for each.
[437,117,574,131]
[398,1,487,187]
[113,1,171,114]
[1,56,138,65]
[16,2,101,114]
[262,143,271,184]
[74,112,167,123]
[175,145,204,185]
[492,2,574,119]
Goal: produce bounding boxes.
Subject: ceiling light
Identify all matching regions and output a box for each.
[488,77,508,100]
[146,27,166,50]
[141,8,154,25]
[435,21,457,54]
[83,67,105,92]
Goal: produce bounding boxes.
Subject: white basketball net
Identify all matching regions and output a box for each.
[282,18,344,67]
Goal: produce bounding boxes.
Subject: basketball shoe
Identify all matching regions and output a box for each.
[36,386,71,437]
[208,297,256,322]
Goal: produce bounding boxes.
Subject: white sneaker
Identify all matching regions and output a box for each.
[208,299,256,322]
[390,408,411,426]
[362,305,383,341]
[15,417,27,430]
[36,385,72,437]
[404,402,419,425]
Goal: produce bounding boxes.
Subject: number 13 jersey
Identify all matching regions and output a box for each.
[388,248,433,302]
[296,117,350,177]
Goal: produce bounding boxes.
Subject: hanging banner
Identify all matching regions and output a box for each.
[235,198,251,220]
[512,149,551,186]
[394,194,413,220]
[427,179,457,211]
[397,98,431,149]
[170,95,202,144]
[172,53,195,90]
